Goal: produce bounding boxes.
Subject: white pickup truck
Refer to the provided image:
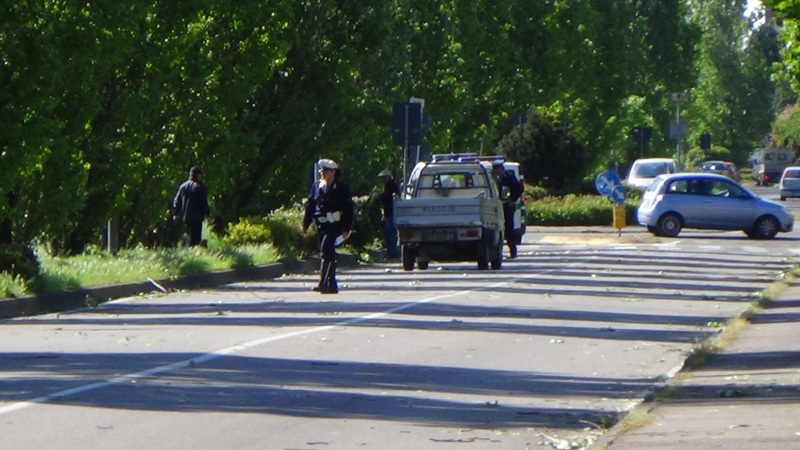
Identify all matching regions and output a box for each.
[394,159,505,271]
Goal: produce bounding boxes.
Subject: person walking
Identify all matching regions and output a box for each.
[173,166,211,247]
[491,160,524,258]
[301,159,354,294]
[377,169,401,258]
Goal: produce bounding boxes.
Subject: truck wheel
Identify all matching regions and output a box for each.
[402,245,415,271]
[417,260,429,270]
[477,255,489,270]
[490,240,503,270]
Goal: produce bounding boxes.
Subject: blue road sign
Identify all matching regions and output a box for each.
[595,170,621,197]
[611,185,627,204]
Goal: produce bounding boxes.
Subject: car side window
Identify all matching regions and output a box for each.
[726,182,747,198]
[710,180,729,196]
[666,180,689,194]
[688,179,713,195]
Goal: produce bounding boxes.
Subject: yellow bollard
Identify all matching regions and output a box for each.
[612,203,626,230]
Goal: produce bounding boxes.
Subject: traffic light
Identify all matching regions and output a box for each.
[699,133,711,151]
[631,126,652,156]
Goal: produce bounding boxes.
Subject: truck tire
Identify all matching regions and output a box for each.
[477,255,489,270]
[402,245,415,271]
[490,239,503,270]
[417,260,429,270]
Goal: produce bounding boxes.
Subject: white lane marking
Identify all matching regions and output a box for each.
[0,280,515,416]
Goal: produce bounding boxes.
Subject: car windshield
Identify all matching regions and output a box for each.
[634,162,674,178]
[785,170,800,179]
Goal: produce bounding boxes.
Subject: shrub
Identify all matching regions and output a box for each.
[526,194,640,226]
[524,184,550,201]
[0,244,40,282]
[225,217,272,246]
[350,194,382,248]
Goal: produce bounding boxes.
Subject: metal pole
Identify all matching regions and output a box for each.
[676,103,681,164]
[402,104,409,194]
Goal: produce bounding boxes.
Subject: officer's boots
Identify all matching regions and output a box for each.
[314,260,338,294]
[323,260,338,294]
[509,243,518,259]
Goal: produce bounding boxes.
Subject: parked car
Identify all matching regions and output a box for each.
[696,160,741,181]
[724,161,741,182]
[625,158,678,190]
[637,173,794,239]
[779,166,800,201]
[697,160,727,174]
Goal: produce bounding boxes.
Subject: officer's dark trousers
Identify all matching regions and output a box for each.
[315,222,341,293]
[502,204,517,257]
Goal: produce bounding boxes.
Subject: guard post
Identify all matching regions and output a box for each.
[612,203,626,231]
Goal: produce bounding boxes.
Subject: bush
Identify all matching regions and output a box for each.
[350,194,383,249]
[225,217,273,246]
[0,244,40,282]
[526,194,640,226]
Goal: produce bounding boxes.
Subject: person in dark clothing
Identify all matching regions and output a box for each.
[301,159,354,294]
[377,169,401,258]
[173,166,211,247]
[492,160,524,258]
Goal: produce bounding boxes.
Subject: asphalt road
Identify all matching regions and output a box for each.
[1,186,798,450]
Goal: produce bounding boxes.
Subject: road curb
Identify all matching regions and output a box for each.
[0,255,358,320]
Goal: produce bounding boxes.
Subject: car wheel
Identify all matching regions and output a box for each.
[751,216,779,239]
[657,214,682,237]
[781,196,786,201]
[402,245,415,271]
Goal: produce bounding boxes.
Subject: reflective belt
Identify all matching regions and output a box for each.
[316,211,341,223]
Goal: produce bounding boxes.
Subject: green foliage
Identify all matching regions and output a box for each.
[773,103,800,149]
[350,195,383,249]
[0,244,40,282]
[684,145,733,169]
[0,273,29,299]
[685,0,780,165]
[34,244,281,294]
[498,110,589,192]
[225,217,273,246]
[0,0,775,256]
[524,184,551,201]
[526,195,639,226]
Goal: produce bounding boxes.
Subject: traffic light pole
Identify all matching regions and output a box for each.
[402,103,409,191]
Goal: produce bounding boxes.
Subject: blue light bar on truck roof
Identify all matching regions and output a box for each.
[458,155,506,164]
[429,153,508,164]
[430,152,479,162]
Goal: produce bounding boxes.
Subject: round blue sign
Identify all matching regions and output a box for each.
[595,170,621,197]
[611,185,627,203]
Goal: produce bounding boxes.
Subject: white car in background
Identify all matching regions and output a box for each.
[625,158,678,190]
[779,166,800,201]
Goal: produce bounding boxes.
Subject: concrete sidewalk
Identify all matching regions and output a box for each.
[594,281,800,449]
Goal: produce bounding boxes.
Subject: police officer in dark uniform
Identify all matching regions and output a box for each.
[301,159,354,294]
[491,160,524,258]
[377,169,401,258]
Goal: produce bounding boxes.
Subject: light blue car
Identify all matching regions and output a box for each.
[637,173,794,239]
